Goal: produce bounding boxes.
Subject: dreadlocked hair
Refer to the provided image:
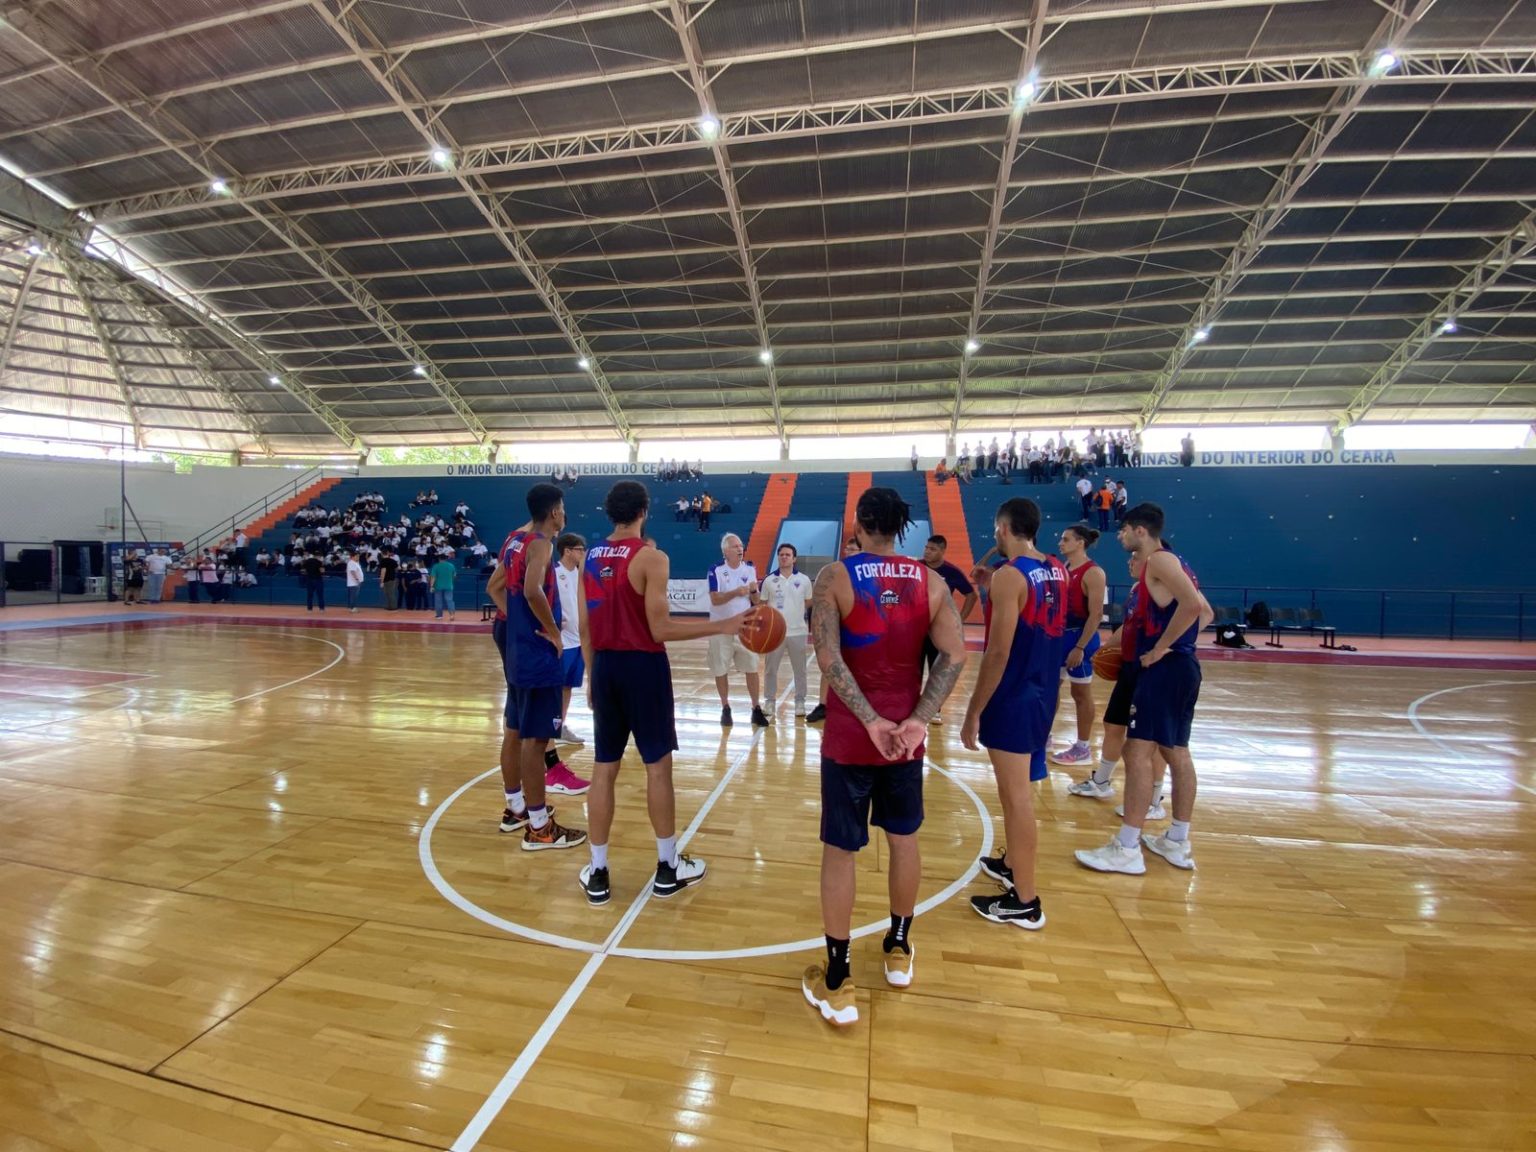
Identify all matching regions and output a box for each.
[854,487,913,543]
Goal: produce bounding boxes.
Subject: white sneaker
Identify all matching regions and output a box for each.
[1074,837,1147,875]
[1067,777,1114,799]
[1115,800,1167,820]
[559,724,584,745]
[1142,832,1196,870]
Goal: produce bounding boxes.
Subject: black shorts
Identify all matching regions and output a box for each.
[820,756,924,852]
[1128,651,1201,749]
[591,649,678,765]
[1103,659,1141,728]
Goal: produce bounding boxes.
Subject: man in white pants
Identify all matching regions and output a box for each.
[707,533,766,728]
[760,543,814,719]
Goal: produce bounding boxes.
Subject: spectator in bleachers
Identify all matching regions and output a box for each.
[144,548,170,603]
[956,454,973,484]
[1180,433,1195,467]
[698,491,714,532]
[995,449,1012,484]
[987,437,999,474]
[379,550,399,611]
[934,457,950,485]
[467,540,489,568]
[406,562,430,611]
[1114,480,1129,524]
[1027,446,1043,483]
[1132,430,1143,466]
[910,444,919,471]
[1095,481,1115,531]
[1076,473,1093,517]
[675,496,690,520]
[454,500,471,518]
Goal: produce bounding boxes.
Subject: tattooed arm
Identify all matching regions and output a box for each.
[894,569,968,756]
[812,563,901,758]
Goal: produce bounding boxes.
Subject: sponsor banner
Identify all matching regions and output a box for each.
[445,463,654,477]
[667,578,710,614]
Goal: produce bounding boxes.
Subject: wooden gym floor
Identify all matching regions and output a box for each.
[0,616,1533,1152]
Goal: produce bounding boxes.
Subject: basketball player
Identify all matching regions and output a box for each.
[805,537,862,726]
[543,531,591,795]
[578,481,745,906]
[1051,524,1105,766]
[1076,503,1204,874]
[760,543,814,718]
[802,489,967,1027]
[1066,552,1176,819]
[963,498,1068,929]
[707,533,767,728]
[486,483,587,850]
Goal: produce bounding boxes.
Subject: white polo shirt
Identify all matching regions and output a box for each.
[760,569,813,637]
[707,560,757,621]
[554,563,582,649]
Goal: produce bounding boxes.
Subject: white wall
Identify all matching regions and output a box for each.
[0,455,325,543]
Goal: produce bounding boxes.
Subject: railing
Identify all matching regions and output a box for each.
[177,466,329,560]
[1105,583,1535,642]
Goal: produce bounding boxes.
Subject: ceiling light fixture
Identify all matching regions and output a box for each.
[429,147,451,167]
[758,348,773,364]
[412,364,428,377]
[268,375,282,386]
[209,178,230,195]
[698,115,720,140]
[1015,79,1038,107]
[1369,50,1398,77]
[1191,327,1211,344]
[965,339,980,354]
[577,357,591,371]
[25,242,44,257]
[1438,318,1457,335]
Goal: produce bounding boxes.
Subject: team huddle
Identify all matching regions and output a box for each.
[487,480,1207,1029]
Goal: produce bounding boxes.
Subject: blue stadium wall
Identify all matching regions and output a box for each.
[219,464,1533,640]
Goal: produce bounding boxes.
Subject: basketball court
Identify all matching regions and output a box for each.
[1,608,1532,1151]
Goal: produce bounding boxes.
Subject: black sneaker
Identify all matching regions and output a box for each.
[499,807,528,833]
[979,851,1014,888]
[750,705,770,728]
[720,706,734,727]
[579,864,611,906]
[652,853,706,898]
[805,703,827,725]
[970,891,1046,931]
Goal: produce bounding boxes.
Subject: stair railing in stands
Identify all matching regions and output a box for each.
[175,466,332,559]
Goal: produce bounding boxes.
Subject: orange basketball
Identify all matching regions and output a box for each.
[739,605,788,654]
[1092,644,1124,682]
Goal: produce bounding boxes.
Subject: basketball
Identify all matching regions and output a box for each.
[1092,644,1124,682]
[739,605,787,654]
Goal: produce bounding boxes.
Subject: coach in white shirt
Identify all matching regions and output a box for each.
[143,549,171,602]
[345,552,365,612]
[759,543,815,718]
[553,532,587,743]
[707,533,765,728]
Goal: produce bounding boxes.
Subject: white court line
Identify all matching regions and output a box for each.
[1406,679,1536,796]
[448,717,774,1152]
[223,633,346,705]
[0,685,142,736]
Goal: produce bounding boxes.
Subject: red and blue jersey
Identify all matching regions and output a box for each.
[1065,559,1100,627]
[1121,581,1143,660]
[502,529,562,687]
[1135,550,1201,656]
[996,554,1069,689]
[584,537,663,653]
[824,551,930,765]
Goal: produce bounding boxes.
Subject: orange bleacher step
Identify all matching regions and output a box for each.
[842,472,872,545]
[925,470,980,621]
[744,473,797,574]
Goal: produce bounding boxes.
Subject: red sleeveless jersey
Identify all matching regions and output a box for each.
[583,537,663,653]
[824,552,930,764]
[1065,558,1100,625]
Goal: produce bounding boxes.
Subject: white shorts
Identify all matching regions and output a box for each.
[708,632,758,677]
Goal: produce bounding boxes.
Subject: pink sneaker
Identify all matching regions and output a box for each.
[546,761,591,796]
[1050,743,1093,766]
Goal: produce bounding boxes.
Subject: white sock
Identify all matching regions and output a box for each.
[1092,758,1116,785]
[590,843,608,869]
[505,788,524,814]
[528,805,550,831]
[657,835,678,868]
[1167,819,1190,843]
[1115,824,1140,849]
